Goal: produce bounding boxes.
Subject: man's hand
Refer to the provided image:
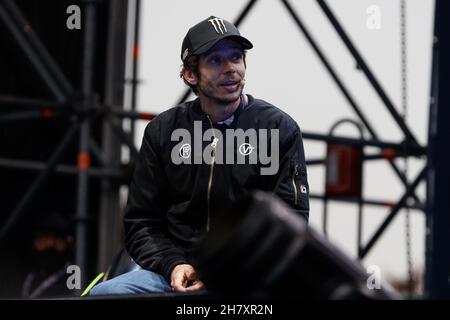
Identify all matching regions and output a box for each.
[170,264,206,292]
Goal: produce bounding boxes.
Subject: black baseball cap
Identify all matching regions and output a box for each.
[181,16,253,63]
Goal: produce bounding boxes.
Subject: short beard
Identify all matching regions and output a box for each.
[199,84,243,106]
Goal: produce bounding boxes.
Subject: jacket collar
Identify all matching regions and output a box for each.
[190,94,253,120]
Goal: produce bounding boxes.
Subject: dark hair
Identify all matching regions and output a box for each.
[180,50,247,95]
[180,55,201,95]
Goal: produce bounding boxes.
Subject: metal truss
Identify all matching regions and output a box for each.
[176,0,427,259]
[0,0,431,290]
[0,0,153,289]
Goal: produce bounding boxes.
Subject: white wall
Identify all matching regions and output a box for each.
[132,0,435,283]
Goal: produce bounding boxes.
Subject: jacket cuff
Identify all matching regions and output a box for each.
[161,255,188,283]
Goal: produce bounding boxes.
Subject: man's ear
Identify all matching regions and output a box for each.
[182,68,198,86]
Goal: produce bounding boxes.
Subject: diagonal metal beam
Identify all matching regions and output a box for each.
[316,0,419,146]
[281,0,423,206]
[232,0,259,28]
[106,116,139,159]
[0,122,79,242]
[359,166,427,258]
[0,2,66,101]
[89,138,107,167]
[282,0,378,137]
[176,0,259,105]
[2,0,75,97]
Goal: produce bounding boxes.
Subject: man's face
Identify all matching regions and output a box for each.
[196,39,246,105]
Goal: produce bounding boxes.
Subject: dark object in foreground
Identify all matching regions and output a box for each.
[193,191,400,300]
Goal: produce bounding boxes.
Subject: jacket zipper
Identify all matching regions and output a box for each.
[292,164,299,206]
[206,115,218,233]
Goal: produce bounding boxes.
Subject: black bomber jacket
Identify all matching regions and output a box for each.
[124,94,310,281]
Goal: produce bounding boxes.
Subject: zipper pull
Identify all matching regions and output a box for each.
[211,137,219,149]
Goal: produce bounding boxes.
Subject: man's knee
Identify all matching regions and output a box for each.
[87,270,171,296]
[89,280,133,296]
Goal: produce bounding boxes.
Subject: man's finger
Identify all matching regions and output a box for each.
[172,279,188,292]
[184,281,206,292]
[171,271,186,289]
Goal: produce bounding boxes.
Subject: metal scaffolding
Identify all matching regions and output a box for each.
[0,0,440,297]
[177,0,427,261]
[0,0,154,290]
[283,0,427,261]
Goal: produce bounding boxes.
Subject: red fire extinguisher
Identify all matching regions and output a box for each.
[323,119,364,256]
[325,119,364,198]
[325,143,363,198]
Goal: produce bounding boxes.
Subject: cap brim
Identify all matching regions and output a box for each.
[192,35,253,56]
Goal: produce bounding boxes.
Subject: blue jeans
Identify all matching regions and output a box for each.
[89,269,172,296]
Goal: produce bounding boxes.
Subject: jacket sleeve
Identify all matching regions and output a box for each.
[272,119,310,222]
[123,120,187,282]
